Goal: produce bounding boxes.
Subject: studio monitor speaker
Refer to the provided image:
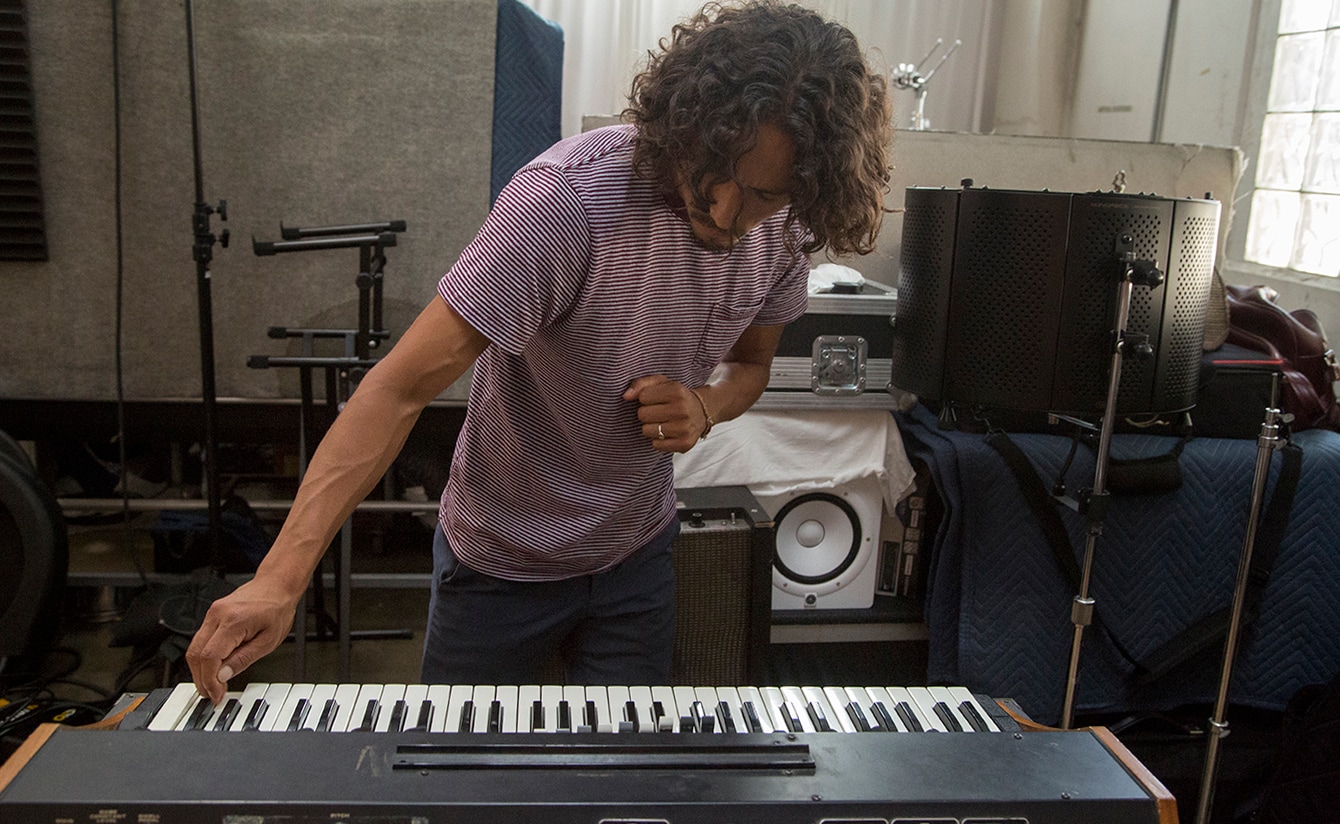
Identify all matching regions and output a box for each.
[755,475,883,610]
[0,438,68,665]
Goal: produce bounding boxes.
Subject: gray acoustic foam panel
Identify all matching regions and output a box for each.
[0,0,496,401]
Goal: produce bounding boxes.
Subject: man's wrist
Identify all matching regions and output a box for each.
[689,387,715,440]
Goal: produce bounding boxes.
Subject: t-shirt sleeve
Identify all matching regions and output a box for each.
[438,165,592,355]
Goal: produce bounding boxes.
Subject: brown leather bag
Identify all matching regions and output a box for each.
[1225,284,1340,431]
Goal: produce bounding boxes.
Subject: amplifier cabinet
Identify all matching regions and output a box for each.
[671,486,774,685]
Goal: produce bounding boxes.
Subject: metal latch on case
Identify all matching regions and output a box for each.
[811,335,867,395]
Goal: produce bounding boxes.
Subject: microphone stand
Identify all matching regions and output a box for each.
[185,0,229,568]
[1052,233,1162,729]
[1194,401,1286,824]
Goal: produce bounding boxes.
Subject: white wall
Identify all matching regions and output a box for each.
[1157,0,1257,147]
[1069,0,1172,142]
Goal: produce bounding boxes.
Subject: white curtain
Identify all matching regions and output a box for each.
[520,0,1014,138]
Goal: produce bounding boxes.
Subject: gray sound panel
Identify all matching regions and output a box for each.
[0,0,496,401]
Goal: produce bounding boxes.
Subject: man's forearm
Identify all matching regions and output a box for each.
[253,376,427,600]
[251,296,488,601]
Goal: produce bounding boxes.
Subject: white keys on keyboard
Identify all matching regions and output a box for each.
[469,685,495,734]
[821,687,857,733]
[650,686,678,731]
[371,684,406,733]
[537,685,562,732]
[606,685,631,732]
[518,685,542,733]
[401,684,430,732]
[583,686,613,734]
[272,683,315,732]
[670,686,698,732]
[442,685,470,733]
[146,683,1000,735]
[325,684,358,733]
[692,686,720,733]
[149,682,201,731]
[301,684,338,731]
[800,686,840,733]
[425,685,452,733]
[627,685,657,732]
[905,686,950,732]
[778,686,815,732]
[713,686,745,734]
[942,685,999,732]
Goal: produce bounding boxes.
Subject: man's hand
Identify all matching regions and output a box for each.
[624,375,710,453]
[184,578,301,704]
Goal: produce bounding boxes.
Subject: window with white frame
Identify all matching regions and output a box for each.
[1244,0,1340,277]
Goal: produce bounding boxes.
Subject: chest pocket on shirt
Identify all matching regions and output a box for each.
[694,298,763,372]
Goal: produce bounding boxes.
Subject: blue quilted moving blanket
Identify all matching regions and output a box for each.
[491,0,563,204]
[897,404,1340,726]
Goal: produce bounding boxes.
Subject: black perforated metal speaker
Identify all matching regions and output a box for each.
[892,185,1220,416]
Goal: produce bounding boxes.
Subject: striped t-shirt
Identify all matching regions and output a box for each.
[437,124,810,581]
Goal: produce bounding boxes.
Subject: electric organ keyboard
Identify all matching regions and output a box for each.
[0,682,1178,824]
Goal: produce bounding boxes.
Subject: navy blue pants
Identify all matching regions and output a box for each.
[421,519,678,685]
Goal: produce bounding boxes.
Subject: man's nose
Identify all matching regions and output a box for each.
[707,181,741,231]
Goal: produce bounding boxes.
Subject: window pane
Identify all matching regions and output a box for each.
[1290,193,1340,275]
[1304,114,1340,192]
[1332,0,1340,26]
[1279,0,1332,32]
[1268,32,1325,111]
[1320,30,1340,109]
[1258,113,1315,188]
[1246,190,1302,267]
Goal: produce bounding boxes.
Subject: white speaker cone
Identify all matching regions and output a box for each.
[772,494,859,582]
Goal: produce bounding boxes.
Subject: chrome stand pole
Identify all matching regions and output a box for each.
[1058,233,1164,730]
[1194,403,1284,824]
[1059,276,1132,730]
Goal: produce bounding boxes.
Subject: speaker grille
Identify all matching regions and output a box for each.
[670,520,754,686]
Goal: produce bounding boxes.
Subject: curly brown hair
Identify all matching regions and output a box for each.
[624,1,892,257]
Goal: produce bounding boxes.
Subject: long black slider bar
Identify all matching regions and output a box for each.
[253,231,397,256]
[281,220,406,239]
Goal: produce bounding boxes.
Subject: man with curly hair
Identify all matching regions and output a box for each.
[187,0,891,700]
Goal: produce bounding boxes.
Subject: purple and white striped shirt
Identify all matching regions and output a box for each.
[437,125,809,581]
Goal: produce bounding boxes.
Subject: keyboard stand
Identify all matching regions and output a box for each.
[248,223,412,682]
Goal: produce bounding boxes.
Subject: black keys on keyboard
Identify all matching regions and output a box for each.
[354,699,379,733]
[143,682,1002,736]
[285,698,310,732]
